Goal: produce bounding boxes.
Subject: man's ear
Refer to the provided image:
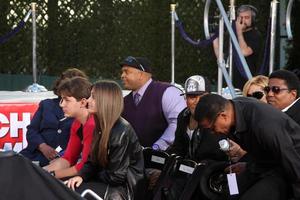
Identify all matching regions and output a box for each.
[290,89,298,99]
[80,98,88,108]
[219,111,228,121]
[138,70,144,80]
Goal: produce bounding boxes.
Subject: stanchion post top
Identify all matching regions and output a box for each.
[31,2,37,11]
[170,4,176,11]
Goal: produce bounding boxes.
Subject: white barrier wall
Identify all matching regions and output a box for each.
[0,90,131,152]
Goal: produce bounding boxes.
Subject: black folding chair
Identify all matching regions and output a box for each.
[143,147,170,170]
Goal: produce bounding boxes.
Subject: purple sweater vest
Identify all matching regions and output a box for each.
[122,81,171,147]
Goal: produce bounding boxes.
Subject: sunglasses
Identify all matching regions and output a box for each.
[247,91,264,100]
[264,86,289,94]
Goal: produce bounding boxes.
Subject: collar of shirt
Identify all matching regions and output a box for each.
[132,78,152,98]
[281,98,300,112]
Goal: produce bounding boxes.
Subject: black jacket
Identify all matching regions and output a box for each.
[285,98,300,126]
[167,108,226,162]
[79,117,145,200]
[230,97,300,198]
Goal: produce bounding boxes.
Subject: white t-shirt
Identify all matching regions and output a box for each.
[186,127,194,140]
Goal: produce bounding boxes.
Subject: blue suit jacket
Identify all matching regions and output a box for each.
[20,98,73,165]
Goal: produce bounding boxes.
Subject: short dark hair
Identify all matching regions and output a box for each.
[269,69,300,97]
[57,77,92,101]
[52,68,88,96]
[194,94,228,123]
[292,69,300,81]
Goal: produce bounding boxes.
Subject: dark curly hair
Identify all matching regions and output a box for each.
[52,68,88,96]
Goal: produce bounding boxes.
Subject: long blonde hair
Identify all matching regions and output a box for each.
[90,80,124,167]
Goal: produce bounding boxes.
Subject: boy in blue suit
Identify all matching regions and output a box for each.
[20,68,87,167]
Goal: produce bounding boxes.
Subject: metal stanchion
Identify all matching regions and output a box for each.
[32,2,37,84]
[286,0,294,40]
[170,4,176,84]
[269,0,278,74]
[217,17,224,95]
[26,2,47,92]
[228,0,236,79]
[204,0,236,97]
[204,0,212,40]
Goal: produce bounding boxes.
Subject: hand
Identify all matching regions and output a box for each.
[235,17,245,33]
[64,176,83,191]
[227,140,246,162]
[38,143,58,161]
[225,162,247,175]
[146,169,161,190]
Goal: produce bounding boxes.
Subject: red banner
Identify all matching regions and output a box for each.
[0,103,38,152]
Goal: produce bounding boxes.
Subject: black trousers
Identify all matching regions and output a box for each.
[230,169,288,200]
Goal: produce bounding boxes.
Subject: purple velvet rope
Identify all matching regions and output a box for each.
[176,20,218,47]
[176,16,270,77]
[0,20,25,44]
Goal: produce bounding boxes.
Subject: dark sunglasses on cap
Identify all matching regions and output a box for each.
[264,86,289,94]
[247,91,264,100]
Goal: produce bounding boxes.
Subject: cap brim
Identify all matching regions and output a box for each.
[180,91,206,96]
[120,61,136,68]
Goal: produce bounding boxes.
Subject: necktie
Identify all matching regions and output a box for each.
[134,93,141,105]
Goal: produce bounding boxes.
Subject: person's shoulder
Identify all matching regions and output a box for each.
[234,97,267,109]
[39,98,59,106]
[151,80,170,89]
[163,84,184,97]
[112,117,133,132]
[155,81,182,90]
[249,28,262,38]
[154,80,171,86]
[110,118,136,142]
[233,96,263,105]
[178,107,189,118]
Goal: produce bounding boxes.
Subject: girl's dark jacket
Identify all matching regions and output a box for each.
[79,117,145,200]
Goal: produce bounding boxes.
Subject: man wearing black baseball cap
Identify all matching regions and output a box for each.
[120,56,186,151]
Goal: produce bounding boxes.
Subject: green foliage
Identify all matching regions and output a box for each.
[0,0,295,89]
[286,1,300,70]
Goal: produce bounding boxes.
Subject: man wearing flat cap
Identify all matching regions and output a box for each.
[120,56,186,151]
